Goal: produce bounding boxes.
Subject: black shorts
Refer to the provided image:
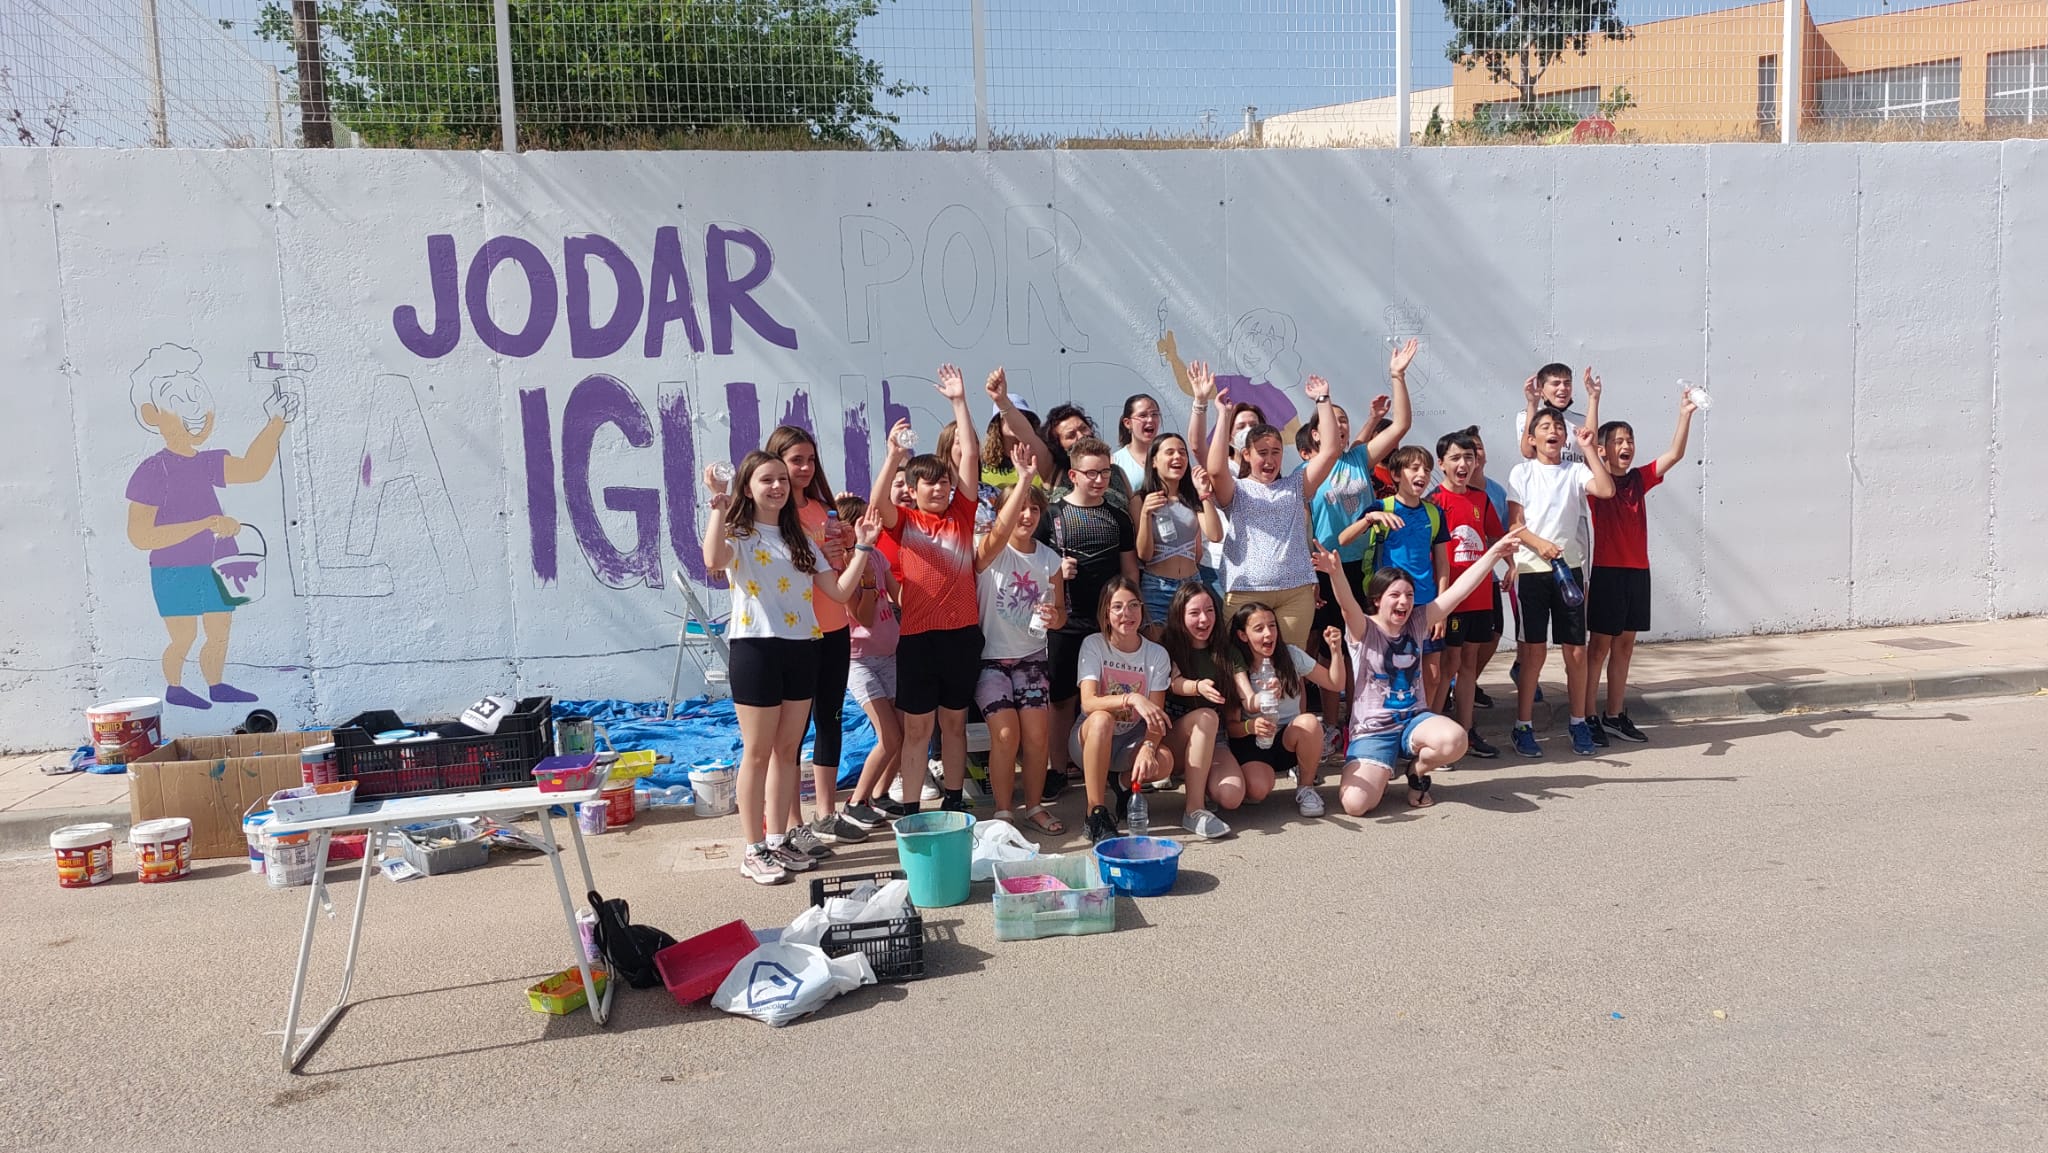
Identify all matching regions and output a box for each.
[1047,625,1091,704]
[1516,570,1587,647]
[1443,609,1498,648]
[1227,732,1287,768]
[896,625,983,715]
[1587,566,1652,637]
[729,636,820,708]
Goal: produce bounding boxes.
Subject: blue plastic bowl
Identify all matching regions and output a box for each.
[1093,836,1184,897]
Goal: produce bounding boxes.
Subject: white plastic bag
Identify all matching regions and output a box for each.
[781,905,835,948]
[970,819,1040,882]
[851,878,912,922]
[710,941,874,1027]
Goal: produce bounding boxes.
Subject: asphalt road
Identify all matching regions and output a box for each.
[3,696,2043,1152]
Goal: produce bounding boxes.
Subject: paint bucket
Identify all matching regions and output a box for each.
[891,810,977,909]
[577,908,602,963]
[577,800,608,837]
[263,830,318,889]
[86,697,162,766]
[555,717,610,757]
[130,817,193,883]
[687,765,737,817]
[244,810,272,874]
[299,742,338,786]
[50,823,116,889]
[210,525,267,606]
[602,781,636,829]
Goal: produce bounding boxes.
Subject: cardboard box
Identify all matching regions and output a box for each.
[130,731,332,860]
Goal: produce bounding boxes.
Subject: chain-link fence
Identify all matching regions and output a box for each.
[3,0,2043,149]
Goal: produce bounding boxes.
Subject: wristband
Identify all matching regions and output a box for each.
[855,543,878,554]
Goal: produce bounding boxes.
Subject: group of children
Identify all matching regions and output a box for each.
[702,343,1697,885]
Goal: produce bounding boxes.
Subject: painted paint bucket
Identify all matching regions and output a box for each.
[299,742,338,785]
[687,765,737,817]
[86,697,162,766]
[210,525,267,606]
[602,781,636,829]
[50,823,116,889]
[263,830,318,889]
[244,810,272,874]
[130,817,193,883]
[577,801,609,837]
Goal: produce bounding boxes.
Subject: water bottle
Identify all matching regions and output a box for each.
[708,461,734,486]
[1027,602,1049,641]
[1127,788,1150,836]
[1254,688,1278,750]
[1552,558,1585,608]
[1154,506,1177,546]
[892,427,920,452]
[1679,378,1714,411]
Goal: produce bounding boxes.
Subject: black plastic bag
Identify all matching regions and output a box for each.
[588,889,677,989]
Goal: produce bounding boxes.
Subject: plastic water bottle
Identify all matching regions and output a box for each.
[892,427,920,452]
[1127,788,1150,836]
[1027,603,1049,641]
[1552,559,1585,608]
[1154,507,1177,546]
[1680,378,1713,411]
[708,461,734,486]
[646,784,691,808]
[1254,688,1278,750]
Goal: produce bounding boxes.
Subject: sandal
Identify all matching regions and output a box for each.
[1023,805,1065,836]
[1405,771,1435,808]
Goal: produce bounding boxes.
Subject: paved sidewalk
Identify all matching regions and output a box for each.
[4,614,2043,852]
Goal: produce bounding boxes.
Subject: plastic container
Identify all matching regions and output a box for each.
[244,809,271,874]
[527,966,609,1015]
[299,742,338,785]
[532,753,601,792]
[330,696,554,800]
[809,870,927,982]
[130,817,193,883]
[601,781,635,829]
[263,830,319,889]
[50,822,116,888]
[86,697,162,766]
[653,919,757,1005]
[891,810,976,908]
[1093,836,1184,897]
[687,765,736,816]
[397,820,489,876]
[268,780,359,823]
[577,801,608,837]
[991,853,1116,941]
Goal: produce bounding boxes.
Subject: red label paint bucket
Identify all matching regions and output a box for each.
[50,823,116,888]
[130,818,193,883]
[602,781,636,829]
[299,742,338,785]
[86,698,163,766]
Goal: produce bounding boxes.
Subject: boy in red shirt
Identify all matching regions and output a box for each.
[1431,430,1506,758]
[870,364,985,811]
[1585,386,1697,745]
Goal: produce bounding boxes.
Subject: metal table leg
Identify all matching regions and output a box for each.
[536,807,610,1026]
[278,828,378,1073]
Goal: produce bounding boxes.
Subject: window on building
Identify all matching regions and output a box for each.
[1819,59,1962,122]
[1480,85,1603,122]
[1989,47,2048,124]
[1758,55,1779,135]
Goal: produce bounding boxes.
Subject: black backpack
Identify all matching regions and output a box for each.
[588,890,677,989]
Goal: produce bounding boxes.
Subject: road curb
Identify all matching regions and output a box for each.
[1631,665,2048,723]
[0,804,131,857]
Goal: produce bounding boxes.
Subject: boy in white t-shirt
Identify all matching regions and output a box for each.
[1506,406,1616,759]
[1514,363,1603,468]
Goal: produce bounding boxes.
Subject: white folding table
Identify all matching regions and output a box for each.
[265,784,611,1073]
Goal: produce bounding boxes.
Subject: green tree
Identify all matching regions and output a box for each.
[1441,0,1630,109]
[256,0,918,149]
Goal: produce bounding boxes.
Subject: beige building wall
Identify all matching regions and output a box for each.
[1242,86,1456,146]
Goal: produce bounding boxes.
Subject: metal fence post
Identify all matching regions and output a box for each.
[971,0,990,151]
[493,0,519,153]
[1395,0,1412,146]
[1780,0,1801,143]
[141,0,169,146]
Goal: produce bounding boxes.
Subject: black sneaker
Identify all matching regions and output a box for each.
[872,795,912,819]
[1040,768,1072,803]
[1587,715,1610,748]
[938,791,968,813]
[785,823,833,860]
[840,802,887,830]
[1084,805,1119,844]
[1110,781,1131,822]
[1465,729,1499,759]
[813,813,869,844]
[1605,713,1649,743]
[1473,685,1494,709]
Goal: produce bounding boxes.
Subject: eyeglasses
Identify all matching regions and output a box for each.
[1072,468,1112,482]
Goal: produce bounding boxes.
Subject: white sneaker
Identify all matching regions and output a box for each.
[1182,808,1230,840]
[1320,723,1347,767]
[739,845,788,885]
[1296,785,1325,818]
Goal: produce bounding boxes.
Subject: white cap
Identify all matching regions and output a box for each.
[460,695,517,734]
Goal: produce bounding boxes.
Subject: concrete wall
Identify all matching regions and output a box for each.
[0,142,2038,750]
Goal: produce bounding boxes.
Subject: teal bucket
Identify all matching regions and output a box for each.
[892,811,977,908]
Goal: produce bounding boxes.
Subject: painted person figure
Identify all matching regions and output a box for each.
[124,344,296,710]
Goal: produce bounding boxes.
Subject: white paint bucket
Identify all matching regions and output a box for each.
[130,817,193,883]
[263,830,318,889]
[244,810,272,874]
[50,823,116,888]
[210,525,267,606]
[687,765,737,817]
[86,697,162,766]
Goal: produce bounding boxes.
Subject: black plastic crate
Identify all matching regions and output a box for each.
[808,869,926,983]
[331,696,555,800]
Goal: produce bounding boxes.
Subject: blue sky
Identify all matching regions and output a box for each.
[858,0,1973,140]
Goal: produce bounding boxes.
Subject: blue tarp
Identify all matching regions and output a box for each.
[552,698,877,789]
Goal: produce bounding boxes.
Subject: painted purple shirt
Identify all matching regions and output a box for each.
[125,448,233,567]
[1215,374,1299,431]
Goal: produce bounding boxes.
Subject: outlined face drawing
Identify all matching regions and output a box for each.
[138,370,216,452]
[1227,309,1295,382]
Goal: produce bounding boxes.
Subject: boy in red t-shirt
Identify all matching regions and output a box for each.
[871,364,986,812]
[1430,430,1506,758]
[1585,387,1697,745]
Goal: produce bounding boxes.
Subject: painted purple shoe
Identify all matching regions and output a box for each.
[166,684,211,710]
[209,682,259,704]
